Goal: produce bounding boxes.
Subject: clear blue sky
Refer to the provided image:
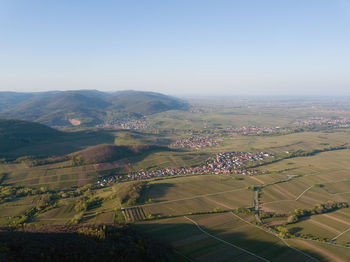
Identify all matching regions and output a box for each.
[1,0,350,96]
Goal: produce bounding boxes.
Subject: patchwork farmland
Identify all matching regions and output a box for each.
[2,100,350,261]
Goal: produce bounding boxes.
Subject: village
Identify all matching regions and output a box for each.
[99,119,152,130]
[294,117,350,128]
[96,151,271,186]
[224,126,282,136]
[170,135,222,149]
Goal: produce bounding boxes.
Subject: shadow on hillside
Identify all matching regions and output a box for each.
[123,146,180,166]
[288,226,304,234]
[137,183,175,204]
[135,221,326,262]
[0,220,328,262]
[5,130,115,159]
[0,225,171,262]
[128,130,174,146]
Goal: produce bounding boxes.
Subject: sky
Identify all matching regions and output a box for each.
[0,0,350,96]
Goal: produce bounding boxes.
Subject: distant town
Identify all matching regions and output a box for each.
[170,135,222,149]
[99,118,152,130]
[294,117,350,128]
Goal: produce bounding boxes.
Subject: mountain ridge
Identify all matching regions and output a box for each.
[0,90,188,126]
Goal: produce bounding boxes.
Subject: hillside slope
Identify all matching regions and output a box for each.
[0,119,114,159]
[0,119,62,154]
[0,90,189,126]
[73,144,165,164]
[107,90,188,115]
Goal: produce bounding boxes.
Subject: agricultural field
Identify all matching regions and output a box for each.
[136,213,319,262]
[1,99,350,261]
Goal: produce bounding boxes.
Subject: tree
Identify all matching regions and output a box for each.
[287,215,298,224]
[276,226,290,238]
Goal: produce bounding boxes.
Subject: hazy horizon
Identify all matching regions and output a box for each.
[1,0,350,96]
[3,88,350,99]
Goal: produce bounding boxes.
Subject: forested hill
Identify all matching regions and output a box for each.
[0,119,63,154]
[0,90,189,126]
